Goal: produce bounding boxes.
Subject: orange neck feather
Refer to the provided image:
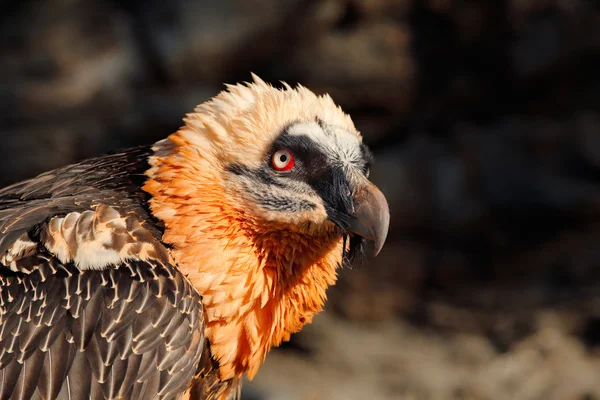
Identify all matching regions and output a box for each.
[143,132,344,380]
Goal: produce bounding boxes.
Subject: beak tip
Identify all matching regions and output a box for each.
[372,213,389,257]
[372,238,386,257]
[348,181,390,258]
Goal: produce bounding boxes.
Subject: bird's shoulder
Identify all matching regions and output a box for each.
[0,145,163,256]
[0,202,208,399]
[0,147,210,399]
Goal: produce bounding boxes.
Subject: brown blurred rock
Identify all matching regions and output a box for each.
[133,0,307,82]
[0,0,140,117]
[246,312,600,400]
[285,18,415,114]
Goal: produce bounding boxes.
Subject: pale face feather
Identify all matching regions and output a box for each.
[287,120,365,168]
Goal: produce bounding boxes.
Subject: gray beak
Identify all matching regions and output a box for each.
[348,179,390,256]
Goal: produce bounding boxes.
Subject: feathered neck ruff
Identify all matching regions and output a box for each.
[144,131,345,381]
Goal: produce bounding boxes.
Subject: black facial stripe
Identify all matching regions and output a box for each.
[270,130,369,174]
[271,134,355,226]
[228,157,351,224]
[306,165,354,230]
[227,163,316,212]
[227,164,286,189]
[257,197,316,212]
[269,134,325,163]
[267,130,372,229]
[229,126,373,226]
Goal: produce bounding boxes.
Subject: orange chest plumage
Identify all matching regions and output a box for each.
[144,136,345,381]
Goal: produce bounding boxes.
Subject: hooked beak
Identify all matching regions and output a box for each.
[348,178,390,256]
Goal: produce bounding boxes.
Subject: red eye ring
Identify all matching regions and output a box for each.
[271,149,295,171]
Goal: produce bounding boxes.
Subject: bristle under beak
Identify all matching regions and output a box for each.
[348,179,390,256]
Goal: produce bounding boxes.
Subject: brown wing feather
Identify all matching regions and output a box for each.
[0,146,161,256]
[1,249,206,400]
[0,201,205,400]
[0,252,205,400]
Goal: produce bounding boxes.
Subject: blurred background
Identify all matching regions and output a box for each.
[1,0,600,399]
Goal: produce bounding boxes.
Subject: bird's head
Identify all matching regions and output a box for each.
[144,74,389,380]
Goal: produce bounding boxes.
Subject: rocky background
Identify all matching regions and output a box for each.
[1,0,600,399]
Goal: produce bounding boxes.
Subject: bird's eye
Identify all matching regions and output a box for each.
[271,149,295,171]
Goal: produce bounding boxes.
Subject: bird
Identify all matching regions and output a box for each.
[0,74,389,400]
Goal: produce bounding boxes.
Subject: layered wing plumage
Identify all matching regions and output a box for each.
[0,146,162,257]
[0,250,204,400]
[0,149,208,400]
